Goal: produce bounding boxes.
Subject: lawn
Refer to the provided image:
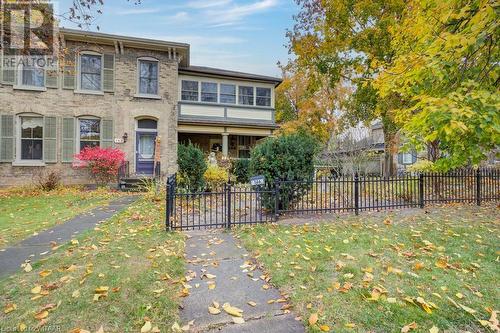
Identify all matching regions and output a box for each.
[0,187,119,248]
[0,196,186,332]
[236,204,500,333]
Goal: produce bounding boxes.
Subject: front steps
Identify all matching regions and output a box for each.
[118,176,157,192]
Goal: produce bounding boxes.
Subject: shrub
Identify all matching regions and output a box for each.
[74,147,125,186]
[33,169,62,191]
[232,159,250,183]
[204,165,228,191]
[177,142,207,191]
[249,133,319,210]
[407,160,436,173]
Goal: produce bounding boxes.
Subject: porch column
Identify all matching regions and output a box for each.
[222,133,229,157]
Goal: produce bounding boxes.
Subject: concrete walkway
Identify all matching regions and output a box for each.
[181,230,305,333]
[0,195,139,278]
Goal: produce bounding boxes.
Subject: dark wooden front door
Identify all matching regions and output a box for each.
[136,132,156,175]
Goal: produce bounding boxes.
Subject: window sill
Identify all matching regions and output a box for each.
[134,94,162,100]
[74,89,105,96]
[13,85,47,92]
[12,160,46,167]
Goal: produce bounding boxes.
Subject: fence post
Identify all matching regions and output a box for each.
[165,176,173,231]
[476,168,481,206]
[419,173,425,208]
[226,181,232,229]
[354,173,359,215]
[274,179,280,221]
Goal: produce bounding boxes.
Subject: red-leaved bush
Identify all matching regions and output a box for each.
[74,147,125,185]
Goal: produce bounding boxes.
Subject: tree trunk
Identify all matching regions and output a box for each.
[383,132,397,177]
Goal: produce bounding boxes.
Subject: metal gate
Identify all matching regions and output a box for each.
[166,175,276,231]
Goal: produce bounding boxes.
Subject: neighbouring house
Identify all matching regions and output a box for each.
[0,28,281,187]
[317,121,418,176]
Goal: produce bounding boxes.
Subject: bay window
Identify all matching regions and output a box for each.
[238,86,254,105]
[220,84,236,104]
[201,82,217,102]
[256,87,271,107]
[181,80,199,101]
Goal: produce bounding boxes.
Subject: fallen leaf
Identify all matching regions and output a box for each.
[208,306,221,315]
[247,301,257,307]
[141,321,152,333]
[31,285,42,294]
[23,263,32,272]
[319,324,330,331]
[4,303,16,314]
[222,303,243,317]
[309,313,318,326]
[39,270,52,278]
[232,317,245,324]
[401,322,417,332]
[429,326,439,333]
[34,310,49,320]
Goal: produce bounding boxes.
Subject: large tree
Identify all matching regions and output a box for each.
[275,64,340,144]
[288,0,406,176]
[374,0,499,171]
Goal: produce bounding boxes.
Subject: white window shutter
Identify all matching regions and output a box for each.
[62,117,75,162]
[1,55,16,85]
[103,54,115,92]
[100,119,114,148]
[0,115,15,162]
[62,55,76,90]
[45,70,59,89]
[43,117,57,163]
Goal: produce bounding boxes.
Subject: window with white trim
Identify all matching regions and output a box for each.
[181,80,199,101]
[256,87,271,107]
[20,116,43,160]
[79,118,101,150]
[201,82,217,102]
[220,84,236,104]
[402,152,413,164]
[138,59,159,95]
[21,56,45,88]
[238,86,254,105]
[80,54,102,91]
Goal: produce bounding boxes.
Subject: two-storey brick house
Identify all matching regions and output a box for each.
[0,29,281,186]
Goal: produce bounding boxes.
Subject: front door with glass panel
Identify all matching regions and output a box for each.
[136,132,156,175]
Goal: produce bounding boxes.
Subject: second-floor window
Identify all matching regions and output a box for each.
[201,82,217,103]
[256,87,271,107]
[21,57,45,88]
[80,54,102,91]
[220,84,236,104]
[239,86,254,105]
[181,80,199,101]
[138,59,159,95]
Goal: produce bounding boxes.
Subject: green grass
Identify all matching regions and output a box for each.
[0,188,118,248]
[236,204,500,332]
[0,196,186,332]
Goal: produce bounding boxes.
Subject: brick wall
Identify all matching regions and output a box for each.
[0,40,179,187]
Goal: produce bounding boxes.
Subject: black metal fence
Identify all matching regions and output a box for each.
[166,168,499,231]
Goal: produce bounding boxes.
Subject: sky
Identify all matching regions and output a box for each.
[55,0,299,78]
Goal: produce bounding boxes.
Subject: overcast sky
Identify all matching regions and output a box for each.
[56,0,298,77]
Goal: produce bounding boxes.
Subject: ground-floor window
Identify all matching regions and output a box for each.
[20,116,43,160]
[79,118,101,150]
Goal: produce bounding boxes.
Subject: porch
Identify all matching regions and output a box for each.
[178,124,273,159]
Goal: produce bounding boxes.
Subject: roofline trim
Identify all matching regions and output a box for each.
[179,68,282,86]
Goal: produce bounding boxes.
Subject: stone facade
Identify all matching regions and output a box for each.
[0,38,180,186]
